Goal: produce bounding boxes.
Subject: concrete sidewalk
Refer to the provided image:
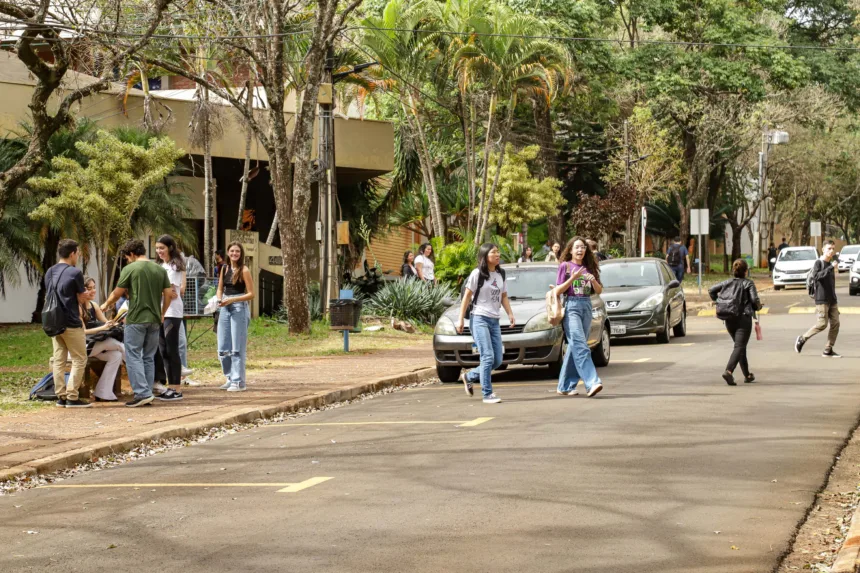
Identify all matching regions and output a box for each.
[0,343,434,482]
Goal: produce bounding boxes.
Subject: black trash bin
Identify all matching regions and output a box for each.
[329,299,362,331]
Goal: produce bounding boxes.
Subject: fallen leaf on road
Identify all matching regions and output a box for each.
[714,531,721,534]
[108,544,117,549]
[731,545,739,550]
[23,531,38,535]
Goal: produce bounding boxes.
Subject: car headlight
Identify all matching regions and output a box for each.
[434,316,457,335]
[632,292,663,311]
[523,312,553,333]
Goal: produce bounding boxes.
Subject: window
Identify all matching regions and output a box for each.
[600,263,661,288]
[778,249,817,262]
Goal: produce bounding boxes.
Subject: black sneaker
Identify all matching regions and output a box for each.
[55,399,67,407]
[744,373,756,384]
[156,388,183,401]
[126,396,154,408]
[795,336,805,354]
[822,349,842,358]
[65,399,93,408]
[722,371,737,386]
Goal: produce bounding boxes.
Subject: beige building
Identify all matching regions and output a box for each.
[0,51,395,320]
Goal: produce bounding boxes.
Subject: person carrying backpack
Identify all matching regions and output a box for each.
[456,243,515,404]
[666,236,691,283]
[709,259,763,386]
[43,239,91,408]
[795,240,841,358]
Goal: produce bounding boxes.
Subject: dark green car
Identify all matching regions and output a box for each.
[598,258,687,343]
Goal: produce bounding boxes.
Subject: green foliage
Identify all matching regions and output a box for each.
[364,279,455,324]
[433,229,478,287]
[273,282,324,322]
[491,234,519,263]
[484,145,564,234]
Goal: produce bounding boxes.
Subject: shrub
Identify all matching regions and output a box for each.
[434,240,478,288]
[364,279,455,324]
[272,282,324,323]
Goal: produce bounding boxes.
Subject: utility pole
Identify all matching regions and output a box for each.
[318,48,334,316]
[624,120,632,256]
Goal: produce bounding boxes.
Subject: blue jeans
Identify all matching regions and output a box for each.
[558,297,601,394]
[465,314,503,398]
[218,302,250,386]
[671,265,685,282]
[125,323,161,399]
[178,321,188,368]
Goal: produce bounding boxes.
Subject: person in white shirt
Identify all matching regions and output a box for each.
[414,243,436,284]
[154,235,186,393]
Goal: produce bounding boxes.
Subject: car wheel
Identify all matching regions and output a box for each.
[774,285,784,291]
[592,323,611,367]
[436,364,461,383]
[673,306,687,337]
[851,287,858,297]
[656,311,671,344]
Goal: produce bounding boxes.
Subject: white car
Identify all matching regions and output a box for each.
[773,246,819,290]
[838,245,860,273]
[850,261,860,296]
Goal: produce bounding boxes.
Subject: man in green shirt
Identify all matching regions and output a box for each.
[102,239,180,407]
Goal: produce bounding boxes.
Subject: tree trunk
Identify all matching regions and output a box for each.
[236,81,255,230]
[532,97,564,246]
[203,87,215,276]
[475,92,496,244]
[477,96,515,243]
[406,94,446,242]
[731,224,743,262]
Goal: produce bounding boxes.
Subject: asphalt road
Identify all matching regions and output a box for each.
[2,279,860,573]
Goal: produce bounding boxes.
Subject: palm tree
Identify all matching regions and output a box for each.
[453,6,570,243]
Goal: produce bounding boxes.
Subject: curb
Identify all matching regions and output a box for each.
[832,507,860,573]
[0,367,436,484]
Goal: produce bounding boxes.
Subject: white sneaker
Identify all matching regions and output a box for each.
[482,393,501,404]
[226,383,246,393]
[181,366,195,377]
[153,382,168,395]
[219,378,231,390]
[182,377,201,386]
[586,384,603,398]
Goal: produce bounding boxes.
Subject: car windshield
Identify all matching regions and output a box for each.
[842,246,860,255]
[502,268,559,299]
[780,250,817,262]
[600,262,661,288]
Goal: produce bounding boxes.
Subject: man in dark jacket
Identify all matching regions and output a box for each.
[795,240,840,357]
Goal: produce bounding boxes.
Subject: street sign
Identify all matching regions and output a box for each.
[690,209,710,236]
[810,221,822,236]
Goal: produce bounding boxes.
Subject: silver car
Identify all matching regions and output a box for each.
[433,262,611,383]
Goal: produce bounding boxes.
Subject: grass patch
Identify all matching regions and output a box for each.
[0,325,55,413]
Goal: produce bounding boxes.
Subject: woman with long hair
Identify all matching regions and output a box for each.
[216,241,256,392]
[415,243,436,284]
[709,259,762,385]
[545,242,561,262]
[518,246,534,263]
[155,235,186,391]
[401,251,418,280]
[79,277,125,402]
[455,243,515,404]
[553,237,604,397]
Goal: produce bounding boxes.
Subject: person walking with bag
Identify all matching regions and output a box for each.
[43,239,91,408]
[553,237,604,397]
[795,240,841,358]
[709,259,762,386]
[456,243,515,404]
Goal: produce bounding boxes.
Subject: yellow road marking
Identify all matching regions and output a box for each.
[40,477,334,494]
[789,306,860,314]
[676,343,696,346]
[271,417,494,428]
[697,309,716,317]
[759,307,770,315]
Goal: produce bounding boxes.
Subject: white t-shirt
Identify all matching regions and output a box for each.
[161,261,185,318]
[465,269,506,319]
[415,254,435,280]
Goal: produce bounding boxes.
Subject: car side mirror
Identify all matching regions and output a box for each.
[667,280,680,289]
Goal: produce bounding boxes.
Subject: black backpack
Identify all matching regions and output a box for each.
[666,244,682,267]
[807,260,820,299]
[715,279,746,320]
[42,266,70,337]
[466,267,506,319]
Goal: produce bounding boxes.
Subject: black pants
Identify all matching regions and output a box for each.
[157,317,183,386]
[724,315,752,377]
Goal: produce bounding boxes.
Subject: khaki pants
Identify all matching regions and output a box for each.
[51,327,87,401]
[803,303,840,351]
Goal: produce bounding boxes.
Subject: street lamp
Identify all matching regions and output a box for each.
[756,128,789,268]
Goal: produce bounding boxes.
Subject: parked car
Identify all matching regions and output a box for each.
[837,245,860,273]
[850,261,860,296]
[772,246,819,290]
[598,258,686,343]
[433,262,610,383]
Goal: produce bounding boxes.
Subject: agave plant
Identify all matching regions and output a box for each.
[364,279,455,324]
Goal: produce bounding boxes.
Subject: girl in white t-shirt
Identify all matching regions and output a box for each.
[155,235,186,391]
[455,243,515,404]
[414,243,436,283]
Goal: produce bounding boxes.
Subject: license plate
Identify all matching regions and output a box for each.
[611,325,627,335]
